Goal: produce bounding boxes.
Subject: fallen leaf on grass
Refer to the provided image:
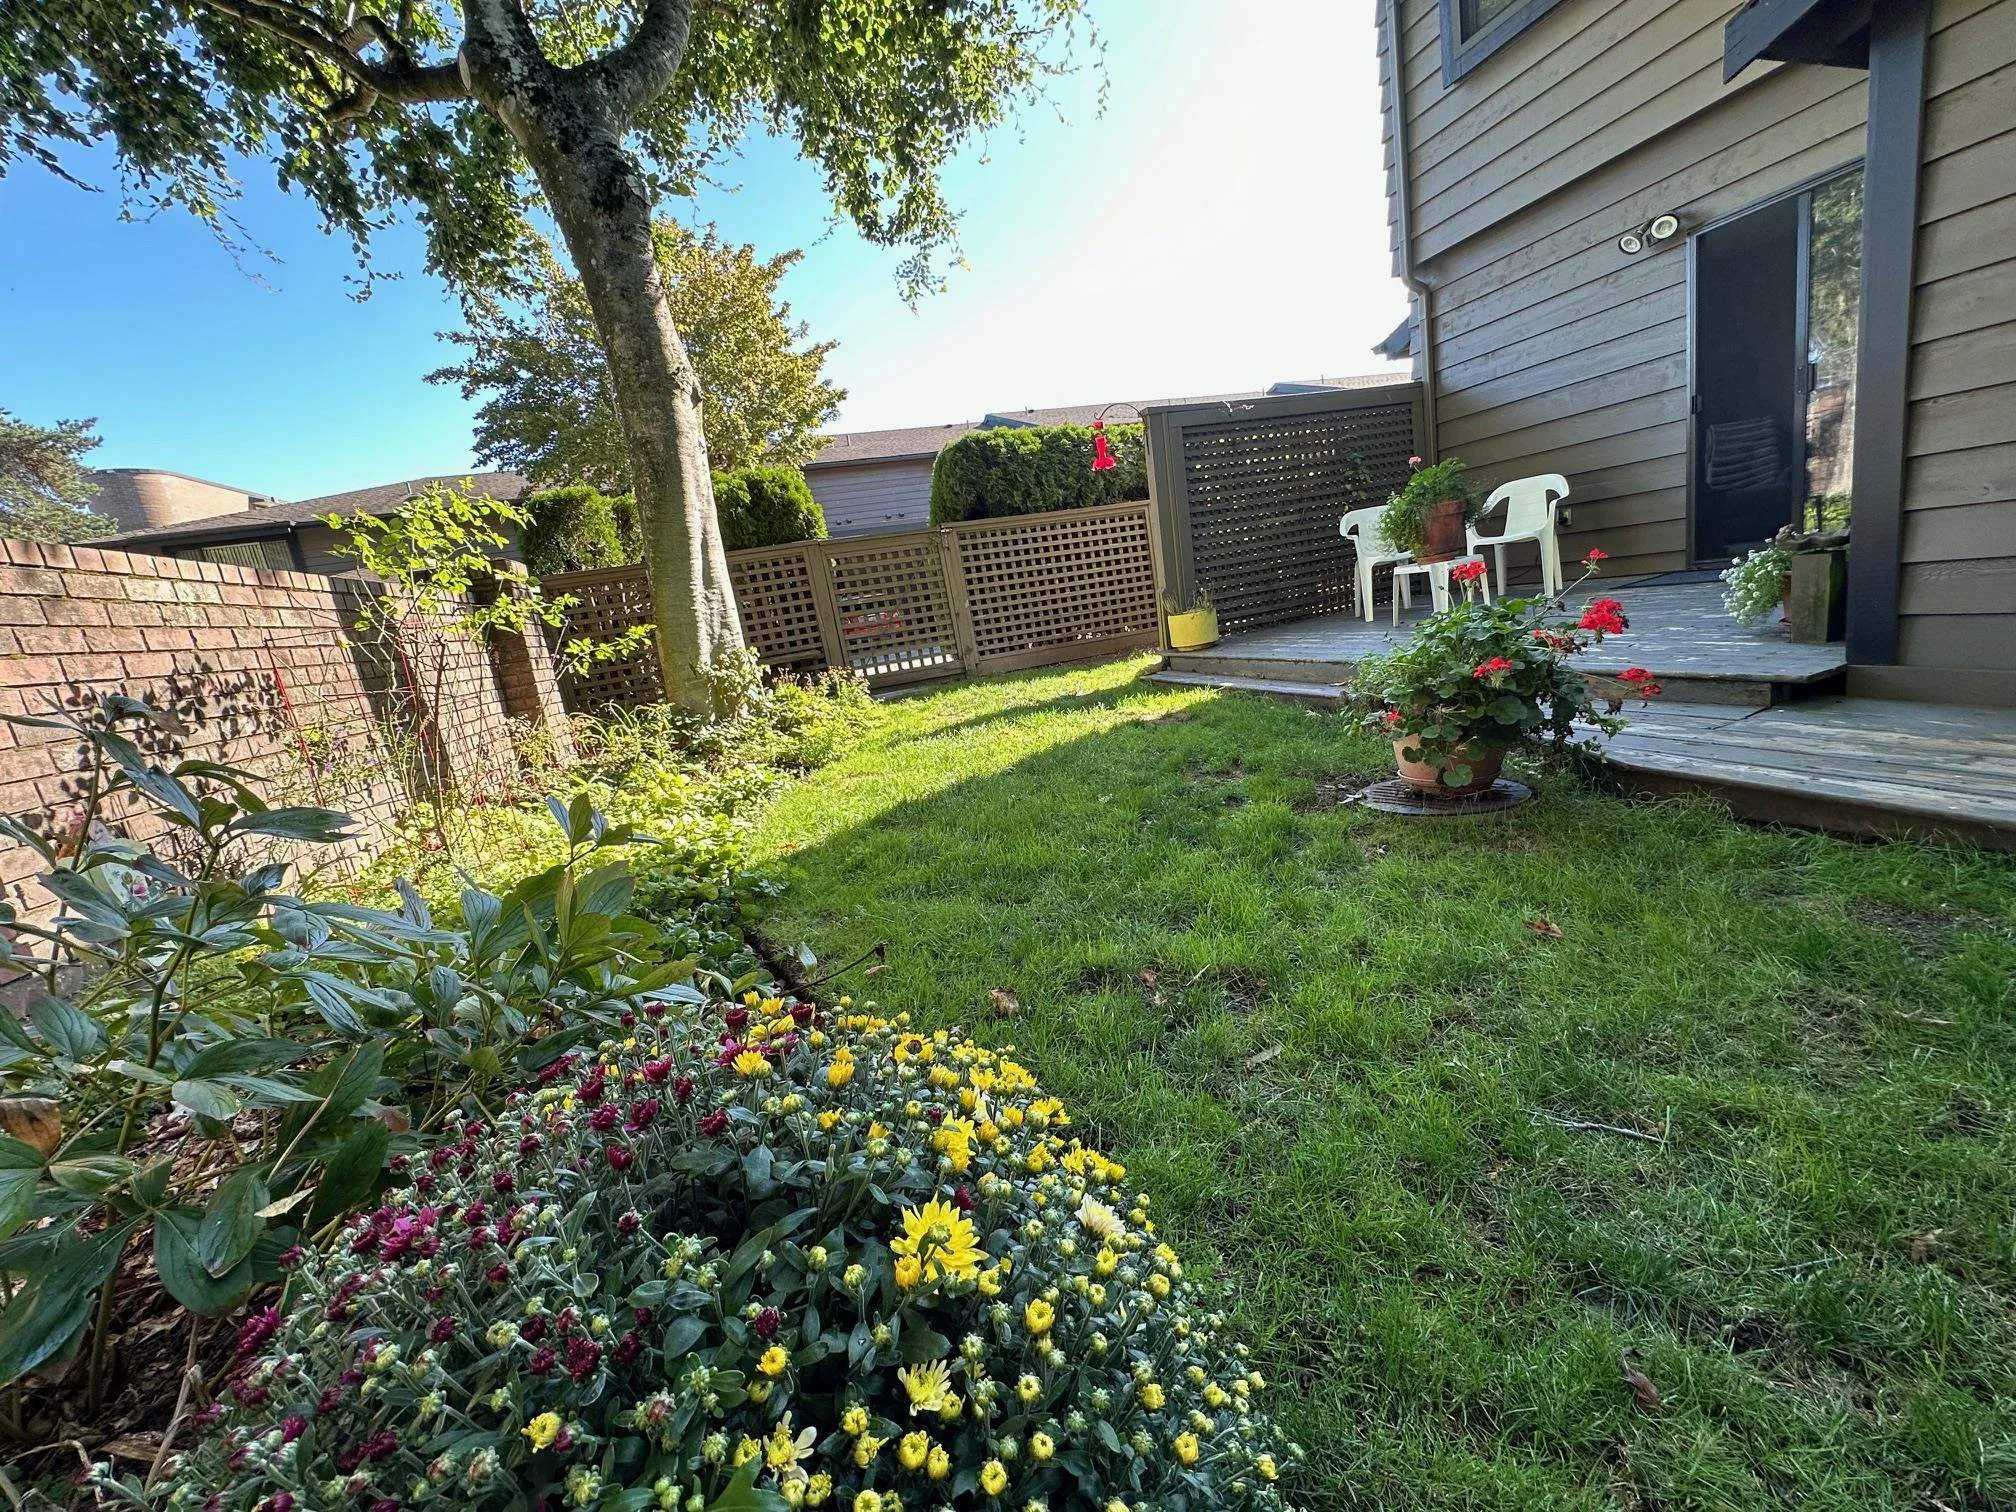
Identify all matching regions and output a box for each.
[1908,1228,1945,1263]
[862,963,888,979]
[1245,1044,1283,1069]
[1619,1356,1662,1411]
[988,988,1019,1018]
[1525,918,1564,939]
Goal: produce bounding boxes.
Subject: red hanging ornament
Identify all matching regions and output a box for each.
[1090,418,1117,472]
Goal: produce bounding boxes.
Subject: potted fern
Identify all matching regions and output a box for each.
[1380,455,1483,563]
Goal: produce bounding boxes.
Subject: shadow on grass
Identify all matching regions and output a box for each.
[752,659,2016,1511]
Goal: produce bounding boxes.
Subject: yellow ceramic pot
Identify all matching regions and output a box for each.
[1166,606,1219,651]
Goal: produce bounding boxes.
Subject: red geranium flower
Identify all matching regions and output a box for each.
[1584,548,1609,563]
[1473,656,1515,679]
[1577,597,1627,635]
[1450,560,1487,583]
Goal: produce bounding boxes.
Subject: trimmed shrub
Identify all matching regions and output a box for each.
[521,486,638,576]
[714,466,826,552]
[929,423,1148,526]
[152,995,1301,1512]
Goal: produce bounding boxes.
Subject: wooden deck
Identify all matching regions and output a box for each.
[1147,579,2016,849]
[1585,698,2016,849]
[1161,579,1847,705]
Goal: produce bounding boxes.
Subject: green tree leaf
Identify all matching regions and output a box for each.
[154,1209,255,1315]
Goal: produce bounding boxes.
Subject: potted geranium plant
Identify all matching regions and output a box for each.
[1353,553,1661,795]
[1380,454,1482,563]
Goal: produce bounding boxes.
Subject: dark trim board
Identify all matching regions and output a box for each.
[1438,0,1566,84]
[1724,0,1873,80]
[1844,0,1931,666]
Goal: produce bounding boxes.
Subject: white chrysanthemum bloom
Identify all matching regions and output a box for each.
[1077,1194,1126,1242]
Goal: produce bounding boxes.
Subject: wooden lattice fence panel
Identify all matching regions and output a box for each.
[823,533,962,686]
[541,501,1160,709]
[727,545,829,674]
[957,506,1159,670]
[542,564,662,711]
[1144,385,1425,635]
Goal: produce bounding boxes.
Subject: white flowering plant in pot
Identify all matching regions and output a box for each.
[115,989,1301,1512]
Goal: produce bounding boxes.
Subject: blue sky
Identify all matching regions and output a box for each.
[0,0,1407,502]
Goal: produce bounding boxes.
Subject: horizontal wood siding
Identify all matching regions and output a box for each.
[804,458,937,539]
[1898,0,2016,671]
[1389,0,1866,579]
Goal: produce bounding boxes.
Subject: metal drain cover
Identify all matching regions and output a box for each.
[1356,777,1534,816]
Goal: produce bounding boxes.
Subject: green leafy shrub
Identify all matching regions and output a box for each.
[713,467,826,552]
[521,486,641,576]
[355,659,877,928]
[142,995,1300,1512]
[0,700,673,1411]
[929,424,1148,525]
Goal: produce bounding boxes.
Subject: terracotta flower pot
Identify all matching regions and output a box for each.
[1416,497,1469,563]
[1392,737,1506,797]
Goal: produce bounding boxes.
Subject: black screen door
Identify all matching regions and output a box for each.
[1691,170,1862,562]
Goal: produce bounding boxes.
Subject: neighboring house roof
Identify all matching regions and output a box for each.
[105,471,530,548]
[804,424,981,469]
[806,377,1410,468]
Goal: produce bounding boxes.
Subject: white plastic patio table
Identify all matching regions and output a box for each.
[1389,555,1491,625]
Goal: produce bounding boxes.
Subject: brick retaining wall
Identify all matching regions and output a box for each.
[0,537,570,922]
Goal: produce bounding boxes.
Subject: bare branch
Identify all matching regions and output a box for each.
[588,0,694,120]
[193,0,471,105]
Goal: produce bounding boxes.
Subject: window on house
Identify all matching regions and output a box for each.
[182,537,295,571]
[1440,0,1564,83]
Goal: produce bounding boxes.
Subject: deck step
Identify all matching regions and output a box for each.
[1146,669,1347,705]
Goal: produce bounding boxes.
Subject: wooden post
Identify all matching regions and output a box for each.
[803,541,850,673]
[937,524,981,674]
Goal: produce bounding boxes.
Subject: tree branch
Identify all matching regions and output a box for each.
[588,0,694,120]
[193,0,471,105]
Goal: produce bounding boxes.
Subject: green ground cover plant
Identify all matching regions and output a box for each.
[745,657,2016,1511]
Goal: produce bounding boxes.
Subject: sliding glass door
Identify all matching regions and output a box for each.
[1691,167,1863,562]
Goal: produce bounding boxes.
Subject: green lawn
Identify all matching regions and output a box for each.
[745,656,2016,1510]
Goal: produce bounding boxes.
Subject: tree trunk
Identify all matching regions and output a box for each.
[460,11,739,715]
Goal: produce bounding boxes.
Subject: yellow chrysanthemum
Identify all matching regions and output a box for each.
[980,1460,1009,1495]
[758,1345,789,1377]
[522,1412,562,1451]
[732,1050,771,1079]
[1029,1432,1054,1463]
[765,1415,817,1473]
[1023,1298,1055,1335]
[1173,1432,1200,1466]
[826,1051,855,1089]
[898,1358,955,1415]
[926,1445,951,1480]
[898,1432,929,1471]
[891,1198,985,1284]
[893,1254,923,1290]
[1139,1382,1165,1411]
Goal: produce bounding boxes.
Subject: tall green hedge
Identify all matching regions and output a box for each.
[712,464,826,551]
[520,485,638,576]
[523,471,821,574]
[928,422,1148,525]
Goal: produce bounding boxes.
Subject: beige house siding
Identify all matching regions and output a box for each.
[1381,0,1867,579]
[1899,0,2016,672]
[805,458,937,538]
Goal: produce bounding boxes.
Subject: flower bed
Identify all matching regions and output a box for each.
[136,993,1300,1512]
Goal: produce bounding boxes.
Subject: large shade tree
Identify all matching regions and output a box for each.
[4,0,1090,711]
[432,220,844,489]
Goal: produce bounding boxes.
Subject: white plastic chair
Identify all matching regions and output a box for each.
[1340,505,1412,622]
[1468,473,1569,598]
